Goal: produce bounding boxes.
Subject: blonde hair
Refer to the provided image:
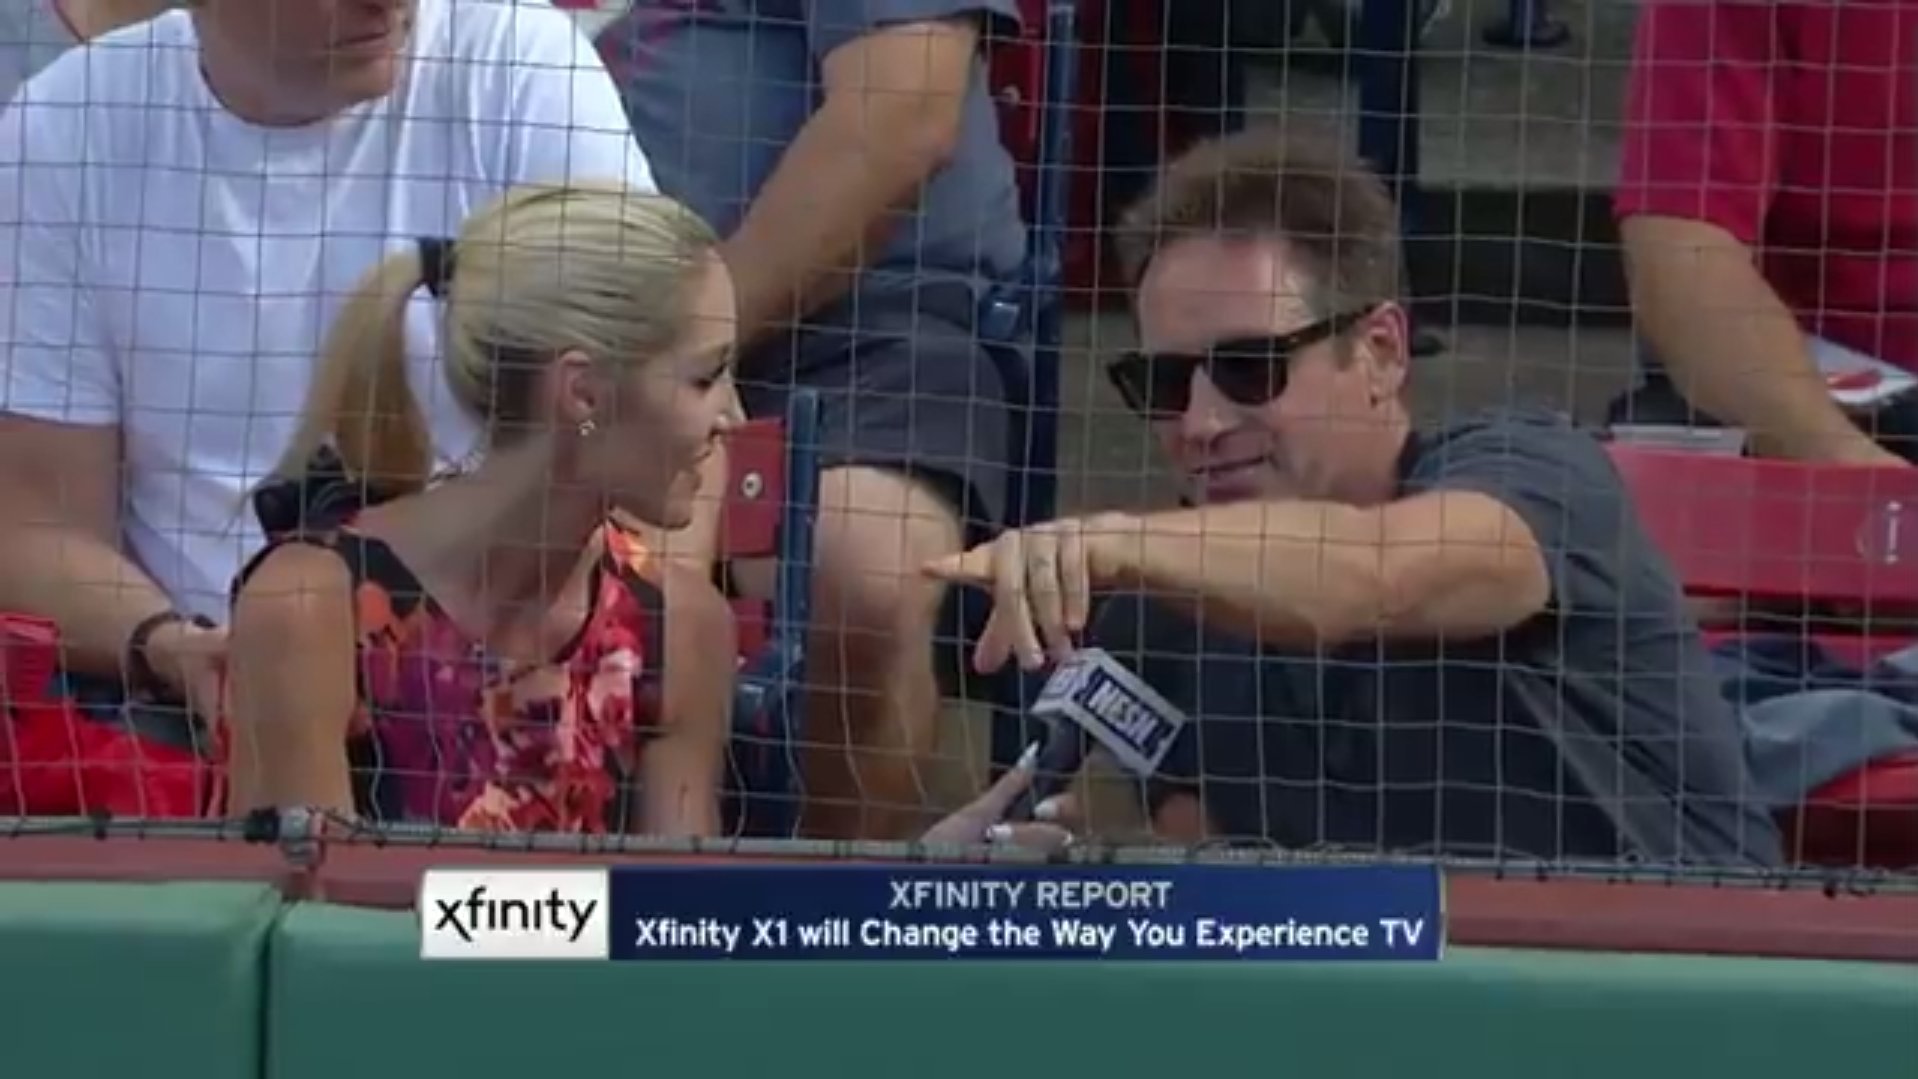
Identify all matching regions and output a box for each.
[276,182,720,493]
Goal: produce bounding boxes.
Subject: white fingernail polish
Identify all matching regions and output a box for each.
[1034,797,1062,822]
[985,824,1012,843]
[1017,742,1040,770]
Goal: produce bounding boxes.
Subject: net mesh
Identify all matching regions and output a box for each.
[0,0,1915,953]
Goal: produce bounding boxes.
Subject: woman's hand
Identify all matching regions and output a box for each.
[919,743,1081,854]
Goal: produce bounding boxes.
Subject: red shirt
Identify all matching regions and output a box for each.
[1615,0,1918,370]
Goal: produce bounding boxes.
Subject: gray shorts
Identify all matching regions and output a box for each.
[737,284,1017,534]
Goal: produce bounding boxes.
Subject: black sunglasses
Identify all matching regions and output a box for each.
[1106,307,1375,418]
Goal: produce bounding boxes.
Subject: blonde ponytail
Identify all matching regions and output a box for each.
[272,183,720,505]
[274,251,435,495]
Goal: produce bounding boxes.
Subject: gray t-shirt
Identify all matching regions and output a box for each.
[595,0,1027,297]
[1092,408,1783,867]
[0,0,75,104]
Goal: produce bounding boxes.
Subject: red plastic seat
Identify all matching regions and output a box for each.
[0,613,209,818]
[1609,445,1918,868]
[720,416,790,663]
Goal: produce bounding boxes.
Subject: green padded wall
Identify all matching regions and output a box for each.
[0,881,279,1079]
[268,903,1918,1079]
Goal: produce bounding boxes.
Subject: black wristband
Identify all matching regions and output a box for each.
[125,610,215,701]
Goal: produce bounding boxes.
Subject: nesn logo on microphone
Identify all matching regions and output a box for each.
[1035,648,1189,776]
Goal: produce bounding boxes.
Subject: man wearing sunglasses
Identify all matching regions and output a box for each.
[928,128,1781,867]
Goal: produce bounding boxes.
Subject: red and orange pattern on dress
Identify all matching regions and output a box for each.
[236,522,665,833]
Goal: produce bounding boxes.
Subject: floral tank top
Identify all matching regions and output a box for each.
[233,522,665,834]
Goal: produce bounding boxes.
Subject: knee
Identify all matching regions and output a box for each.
[810,466,964,638]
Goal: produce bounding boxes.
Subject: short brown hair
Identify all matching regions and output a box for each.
[1114,126,1402,317]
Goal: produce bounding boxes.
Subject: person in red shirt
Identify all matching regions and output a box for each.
[1608,0,1917,463]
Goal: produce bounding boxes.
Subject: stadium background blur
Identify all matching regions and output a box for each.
[4,1,1915,1076]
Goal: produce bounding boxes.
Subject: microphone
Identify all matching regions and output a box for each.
[1014,647,1191,818]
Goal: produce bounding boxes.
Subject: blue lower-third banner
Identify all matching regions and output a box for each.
[608,864,1440,962]
[417,863,1442,961]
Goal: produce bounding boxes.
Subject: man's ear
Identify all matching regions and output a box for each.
[1359,303,1411,402]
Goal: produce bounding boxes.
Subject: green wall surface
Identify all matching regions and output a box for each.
[2,882,1912,1079]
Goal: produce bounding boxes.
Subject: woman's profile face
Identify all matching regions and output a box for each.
[601,255,739,529]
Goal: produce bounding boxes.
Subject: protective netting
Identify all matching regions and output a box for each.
[0,0,1914,935]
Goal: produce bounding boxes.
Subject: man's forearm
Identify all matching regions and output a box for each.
[723,99,955,346]
[1090,503,1392,647]
[0,524,175,678]
[1623,218,1876,461]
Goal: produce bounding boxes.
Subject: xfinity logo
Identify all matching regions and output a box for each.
[418,869,610,960]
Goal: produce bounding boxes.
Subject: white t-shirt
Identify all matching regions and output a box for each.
[0,0,656,621]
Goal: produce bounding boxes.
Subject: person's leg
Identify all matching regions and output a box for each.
[737,293,1011,841]
[801,465,967,839]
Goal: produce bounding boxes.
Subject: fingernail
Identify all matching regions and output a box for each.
[1034,797,1062,822]
[1016,742,1041,771]
[985,824,1013,843]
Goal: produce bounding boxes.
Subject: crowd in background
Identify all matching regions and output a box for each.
[0,0,1910,868]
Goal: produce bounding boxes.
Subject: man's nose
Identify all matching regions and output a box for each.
[1177,371,1236,448]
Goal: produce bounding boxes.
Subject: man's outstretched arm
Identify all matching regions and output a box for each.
[1086,491,1552,649]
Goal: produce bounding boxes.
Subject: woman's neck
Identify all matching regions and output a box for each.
[363,455,605,654]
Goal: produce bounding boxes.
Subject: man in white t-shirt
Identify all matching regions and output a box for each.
[0,0,655,721]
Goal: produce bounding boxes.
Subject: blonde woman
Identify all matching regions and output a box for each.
[222,184,738,839]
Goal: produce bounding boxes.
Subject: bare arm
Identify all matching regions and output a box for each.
[223,544,360,815]
[1089,491,1552,648]
[0,89,209,687]
[1622,215,1890,464]
[0,416,203,683]
[721,18,975,346]
[636,563,735,839]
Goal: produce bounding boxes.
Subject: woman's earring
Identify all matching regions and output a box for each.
[577,419,597,438]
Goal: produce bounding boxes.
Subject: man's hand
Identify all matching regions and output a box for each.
[919,743,1079,853]
[144,619,230,723]
[925,515,1129,674]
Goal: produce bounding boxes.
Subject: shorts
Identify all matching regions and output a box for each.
[737,283,1018,534]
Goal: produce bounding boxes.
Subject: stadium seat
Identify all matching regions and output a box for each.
[0,613,209,819]
[991,0,1105,297]
[1607,444,1918,868]
[718,391,823,839]
[969,0,1080,771]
